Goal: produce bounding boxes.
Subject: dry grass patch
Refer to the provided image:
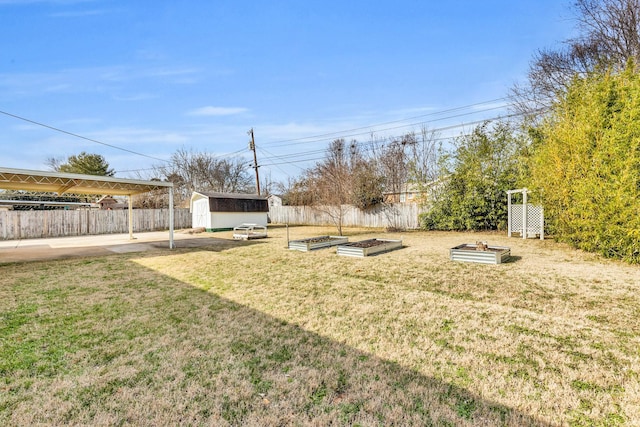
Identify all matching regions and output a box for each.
[1,225,639,426]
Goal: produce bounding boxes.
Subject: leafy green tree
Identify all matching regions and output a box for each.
[48,152,115,176]
[527,63,640,262]
[420,121,523,231]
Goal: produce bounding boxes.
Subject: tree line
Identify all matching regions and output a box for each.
[9,0,638,262]
[280,0,640,262]
[424,0,640,263]
[277,129,439,234]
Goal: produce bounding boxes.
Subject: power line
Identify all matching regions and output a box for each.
[259,147,327,160]
[256,147,298,177]
[259,97,514,148]
[261,97,512,145]
[114,167,158,174]
[259,156,327,167]
[0,109,171,163]
[256,108,545,168]
[114,149,250,174]
[262,103,515,149]
[3,96,542,178]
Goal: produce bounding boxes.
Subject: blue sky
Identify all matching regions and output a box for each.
[0,0,575,183]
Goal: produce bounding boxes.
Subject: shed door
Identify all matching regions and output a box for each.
[194,199,209,228]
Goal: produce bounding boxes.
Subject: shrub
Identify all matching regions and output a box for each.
[528,63,640,263]
[420,121,523,231]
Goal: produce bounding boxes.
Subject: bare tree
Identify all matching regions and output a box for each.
[132,178,171,208]
[150,148,254,207]
[312,139,352,235]
[377,133,414,202]
[408,126,441,185]
[278,175,317,206]
[513,0,640,113]
[45,156,63,172]
[277,138,385,233]
[259,171,276,197]
[576,0,640,64]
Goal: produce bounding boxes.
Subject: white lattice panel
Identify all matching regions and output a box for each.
[510,204,544,238]
[526,205,544,234]
[511,205,524,230]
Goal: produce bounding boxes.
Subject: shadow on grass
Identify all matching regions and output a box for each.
[504,255,523,264]
[0,252,553,426]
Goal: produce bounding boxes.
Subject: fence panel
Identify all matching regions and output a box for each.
[268,204,424,229]
[0,208,192,240]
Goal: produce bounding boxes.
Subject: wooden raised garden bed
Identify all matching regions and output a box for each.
[288,235,349,252]
[337,238,403,257]
[450,243,511,264]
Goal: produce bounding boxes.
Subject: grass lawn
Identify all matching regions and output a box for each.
[1,225,639,426]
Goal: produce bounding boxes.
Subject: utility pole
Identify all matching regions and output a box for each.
[248,128,261,196]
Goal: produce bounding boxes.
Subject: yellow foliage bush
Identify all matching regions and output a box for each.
[528,64,640,262]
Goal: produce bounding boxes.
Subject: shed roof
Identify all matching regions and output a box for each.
[0,167,173,196]
[193,191,267,200]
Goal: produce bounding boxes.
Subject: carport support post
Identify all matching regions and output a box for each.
[169,187,174,249]
[128,194,134,240]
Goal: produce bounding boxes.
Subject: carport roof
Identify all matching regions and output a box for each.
[0,167,173,196]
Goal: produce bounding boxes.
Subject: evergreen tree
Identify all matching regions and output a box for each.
[50,152,115,176]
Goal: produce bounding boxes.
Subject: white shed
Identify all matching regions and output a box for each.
[190,191,269,231]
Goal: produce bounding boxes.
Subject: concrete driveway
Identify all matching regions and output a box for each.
[0,230,226,263]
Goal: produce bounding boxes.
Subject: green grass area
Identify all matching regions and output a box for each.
[1,226,639,425]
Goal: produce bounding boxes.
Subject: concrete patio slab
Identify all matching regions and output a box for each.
[0,230,227,263]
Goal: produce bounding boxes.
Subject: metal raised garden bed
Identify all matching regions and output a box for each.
[450,243,511,264]
[288,235,349,252]
[337,238,403,257]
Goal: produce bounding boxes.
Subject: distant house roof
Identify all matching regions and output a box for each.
[96,195,128,210]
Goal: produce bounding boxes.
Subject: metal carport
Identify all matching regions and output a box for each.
[0,167,175,248]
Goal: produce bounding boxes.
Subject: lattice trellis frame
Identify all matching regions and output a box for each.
[507,188,544,240]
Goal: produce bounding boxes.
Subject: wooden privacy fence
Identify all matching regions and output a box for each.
[0,208,192,240]
[269,204,425,229]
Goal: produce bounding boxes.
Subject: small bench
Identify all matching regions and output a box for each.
[232,223,267,240]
